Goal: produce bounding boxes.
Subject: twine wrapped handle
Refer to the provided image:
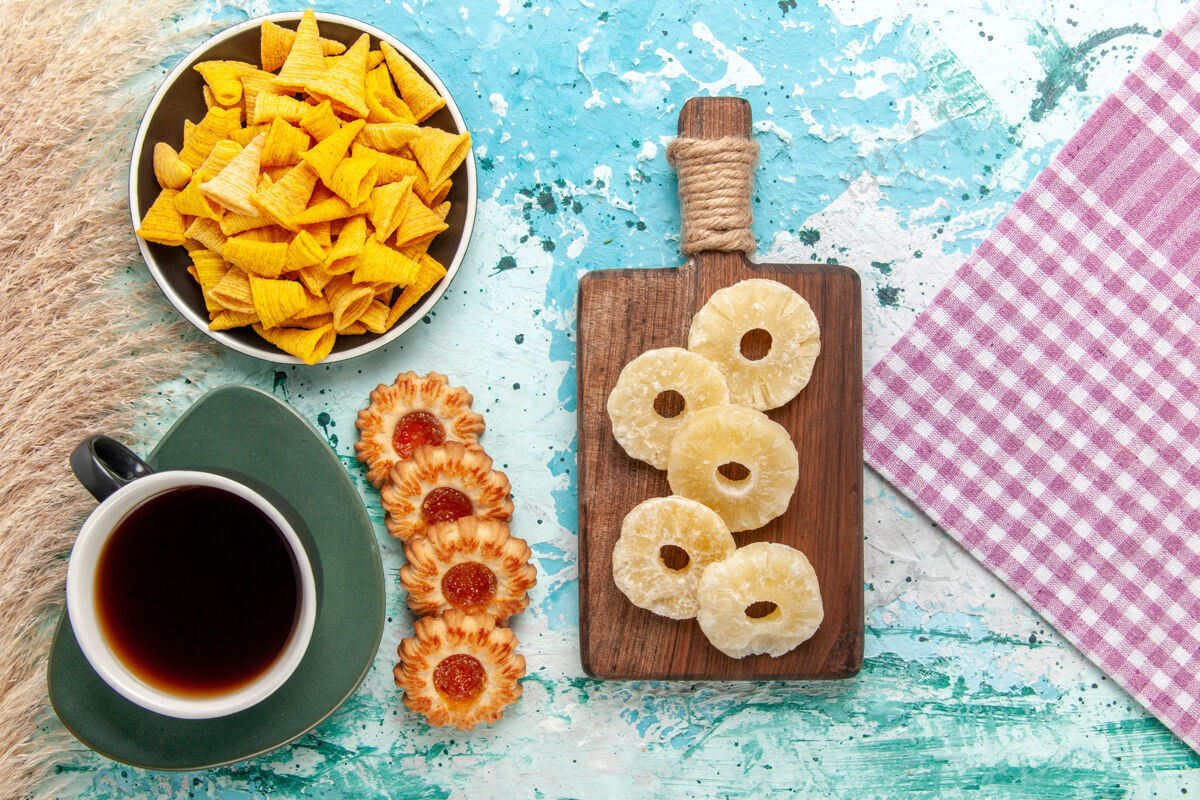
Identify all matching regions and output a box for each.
[666,135,760,255]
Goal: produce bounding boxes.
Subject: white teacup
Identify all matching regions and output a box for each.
[67,436,317,719]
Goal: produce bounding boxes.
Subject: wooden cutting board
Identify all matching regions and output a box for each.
[576,96,863,680]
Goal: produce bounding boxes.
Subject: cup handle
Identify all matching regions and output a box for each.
[71,436,156,502]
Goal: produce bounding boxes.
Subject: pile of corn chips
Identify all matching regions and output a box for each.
[136,9,472,364]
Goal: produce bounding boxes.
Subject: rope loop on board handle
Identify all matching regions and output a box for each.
[666,135,760,255]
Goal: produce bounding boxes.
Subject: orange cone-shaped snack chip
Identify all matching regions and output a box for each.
[137,189,187,246]
[272,9,326,93]
[225,231,289,278]
[178,106,240,168]
[228,123,270,147]
[365,64,417,124]
[301,118,365,184]
[287,290,332,322]
[356,300,391,334]
[289,190,370,227]
[200,132,267,216]
[177,175,225,220]
[410,128,471,187]
[368,177,414,242]
[183,217,228,254]
[387,253,447,327]
[260,19,346,73]
[380,41,445,122]
[287,312,336,330]
[306,219,332,247]
[296,262,335,295]
[253,92,311,125]
[260,20,296,73]
[209,268,256,313]
[286,229,327,270]
[239,70,275,123]
[261,117,311,168]
[393,193,448,249]
[201,86,244,124]
[209,309,261,330]
[324,273,375,329]
[323,214,368,274]
[196,139,243,178]
[153,143,192,190]
[414,170,453,207]
[300,100,341,142]
[194,60,254,107]
[328,155,378,207]
[356,122,422,153]
[249,275,308,329]
[305,33,370,118]
[354,237,419,285]
[352,144,418,184]
[253,161,319,230]
[254,322,336,365]
[219,211,272,236]
[191,250,230,311]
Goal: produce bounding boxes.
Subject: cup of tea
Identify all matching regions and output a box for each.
[66,435,317,719]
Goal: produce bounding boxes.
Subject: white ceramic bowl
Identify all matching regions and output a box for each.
[66,470,318,719]
[129,12,476,364]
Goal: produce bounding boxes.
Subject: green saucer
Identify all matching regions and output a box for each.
[48,384,385,770]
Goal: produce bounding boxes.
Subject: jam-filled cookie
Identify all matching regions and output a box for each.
[381,442,513,541]
[394,610,525,730]
[354,371,486,488]
[402,517,536,621]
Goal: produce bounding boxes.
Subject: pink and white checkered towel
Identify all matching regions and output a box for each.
[864,10,1200,751]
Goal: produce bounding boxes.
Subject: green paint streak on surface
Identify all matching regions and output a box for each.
[1029,24,1151,121]
[915,36,995,123]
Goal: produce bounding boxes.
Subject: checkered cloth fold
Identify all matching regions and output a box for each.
[864,9,1200,752]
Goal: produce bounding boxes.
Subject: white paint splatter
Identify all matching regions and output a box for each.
[635,141,657,161]
[691,21,765,93]
[489,92,509,117]
[753,120,793,145]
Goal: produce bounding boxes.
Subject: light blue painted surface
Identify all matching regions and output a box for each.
[46,0,1200,796]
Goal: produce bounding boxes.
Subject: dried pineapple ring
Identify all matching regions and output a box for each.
[687,278,821,411]
[666,404,798,532]
[606,347,729,469]
[696,541,823,658]
[612,496,736,620]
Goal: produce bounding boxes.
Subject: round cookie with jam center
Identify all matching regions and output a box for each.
[394,610,525,730]
[401,517,536,622]
[355,371,485,489]
[380,442,512,541]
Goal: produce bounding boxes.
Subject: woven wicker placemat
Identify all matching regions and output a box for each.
[0,4,219,796]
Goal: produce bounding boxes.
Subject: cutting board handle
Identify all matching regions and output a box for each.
[671,97,756,271]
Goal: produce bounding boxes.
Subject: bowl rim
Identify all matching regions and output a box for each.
[129,11,477,365]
